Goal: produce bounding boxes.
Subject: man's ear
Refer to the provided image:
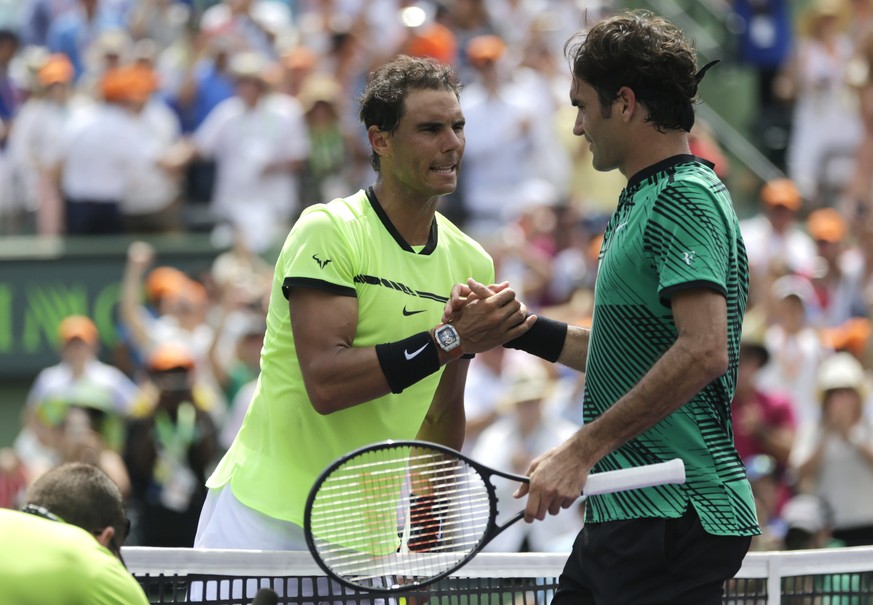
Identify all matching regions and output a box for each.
[95,526,115,549]
[368,125,391,163]
[615,86,638,123]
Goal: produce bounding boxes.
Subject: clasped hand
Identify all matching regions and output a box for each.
[442,279,535,353]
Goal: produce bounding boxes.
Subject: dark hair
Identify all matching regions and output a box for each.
[564,10,701,132]
[359,54,462,171]
[23,463,128,557]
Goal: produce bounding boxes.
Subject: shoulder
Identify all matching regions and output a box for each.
[88,547,150,605]
[279,190,369,255]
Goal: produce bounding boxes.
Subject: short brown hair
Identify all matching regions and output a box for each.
[359,54,462,171]
[565,10,701,132]
[23,463,128,553]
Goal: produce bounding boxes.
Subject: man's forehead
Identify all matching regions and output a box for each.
[402,88,461,118]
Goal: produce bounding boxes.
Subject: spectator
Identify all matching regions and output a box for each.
[7,52,82,236]
[739,178,817,308]
[776,0,861,204]
[806,207,867,327]
[792,351,873,546]
[121,59,184,234]
[55,398,131,498]
[460,34,538,238]
[296,73,349,207]
[0,462,149,604]
[120,241,226,418]
[125,341,219,547]
[13,315,137,482]
[52,66,143,235]
[181,50,310,254]
[758,275,832,426]
[732,0,793,113]
[781,493,840,550]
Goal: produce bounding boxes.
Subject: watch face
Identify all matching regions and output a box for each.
[437,325,459,349]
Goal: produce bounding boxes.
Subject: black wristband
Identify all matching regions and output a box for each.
[503,316,568,363]
[376,332,441,394]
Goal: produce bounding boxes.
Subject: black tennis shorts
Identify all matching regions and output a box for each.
[551,506,751,605]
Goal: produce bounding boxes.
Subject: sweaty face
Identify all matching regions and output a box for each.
[383,88,465,199]
[570,77,618,173]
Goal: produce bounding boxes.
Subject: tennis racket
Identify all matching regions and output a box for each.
[304,439,686,593]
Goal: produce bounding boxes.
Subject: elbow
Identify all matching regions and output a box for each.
[306,385,341,415]
[701,345,729,382]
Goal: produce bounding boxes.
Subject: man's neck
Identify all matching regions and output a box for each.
[371,180,439,247]
[620,129,692,182]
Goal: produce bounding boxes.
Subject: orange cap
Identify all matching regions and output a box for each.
[147,342,196,372]
[760,178,802,211]
[38,53,74,87]
[466,35,506,67]
[100,65,158,103]
[282,45,317,71]
[126,64,160,102]
[807,208,847,243]
[820,318,872,358]
[405,23,458,65]
[58,315,99,345]
[146,266,189,302]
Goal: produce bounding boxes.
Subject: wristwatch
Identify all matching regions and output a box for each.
[434,323,462,358]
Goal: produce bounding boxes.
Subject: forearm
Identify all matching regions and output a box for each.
[414,361,468,450]
[556,324,589,371]
[300,345,396,414]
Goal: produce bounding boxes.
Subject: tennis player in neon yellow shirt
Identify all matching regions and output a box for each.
[195,55,535,551]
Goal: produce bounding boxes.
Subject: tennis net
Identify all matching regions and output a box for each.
[126,546,873,605]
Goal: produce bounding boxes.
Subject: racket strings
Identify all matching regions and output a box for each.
[309,448,494,587]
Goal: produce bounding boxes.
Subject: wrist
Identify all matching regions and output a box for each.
[432,323,463,360]
[376,332,441,394]
[504,316,568,362]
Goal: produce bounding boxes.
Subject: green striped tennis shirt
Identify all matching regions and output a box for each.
[584,155,760,537]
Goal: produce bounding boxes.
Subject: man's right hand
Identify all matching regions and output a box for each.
[444,278,535,354]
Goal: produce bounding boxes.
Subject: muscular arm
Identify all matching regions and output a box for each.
[518,288,729,521]
[289,288,393,414]
[289,286,530,415]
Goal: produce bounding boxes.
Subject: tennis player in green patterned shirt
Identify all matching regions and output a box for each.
[194,55,534,553]
[446,10,759,605]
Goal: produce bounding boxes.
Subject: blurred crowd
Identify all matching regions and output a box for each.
[1,0,873,557]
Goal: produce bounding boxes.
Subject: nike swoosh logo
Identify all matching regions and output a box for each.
[615,222,628,232]
[404,343,429,360]
[402,306,425,316]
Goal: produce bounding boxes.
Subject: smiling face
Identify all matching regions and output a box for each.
[375,88,465,200]
[570,77,622,173]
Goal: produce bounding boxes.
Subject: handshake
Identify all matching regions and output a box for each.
[439,279,536,356]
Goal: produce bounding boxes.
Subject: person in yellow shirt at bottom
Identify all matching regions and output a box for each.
[0,462,148,605]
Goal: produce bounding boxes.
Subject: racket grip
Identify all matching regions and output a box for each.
[582,458,686,496]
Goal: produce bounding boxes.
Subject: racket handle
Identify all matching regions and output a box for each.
[582,458,686,496]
